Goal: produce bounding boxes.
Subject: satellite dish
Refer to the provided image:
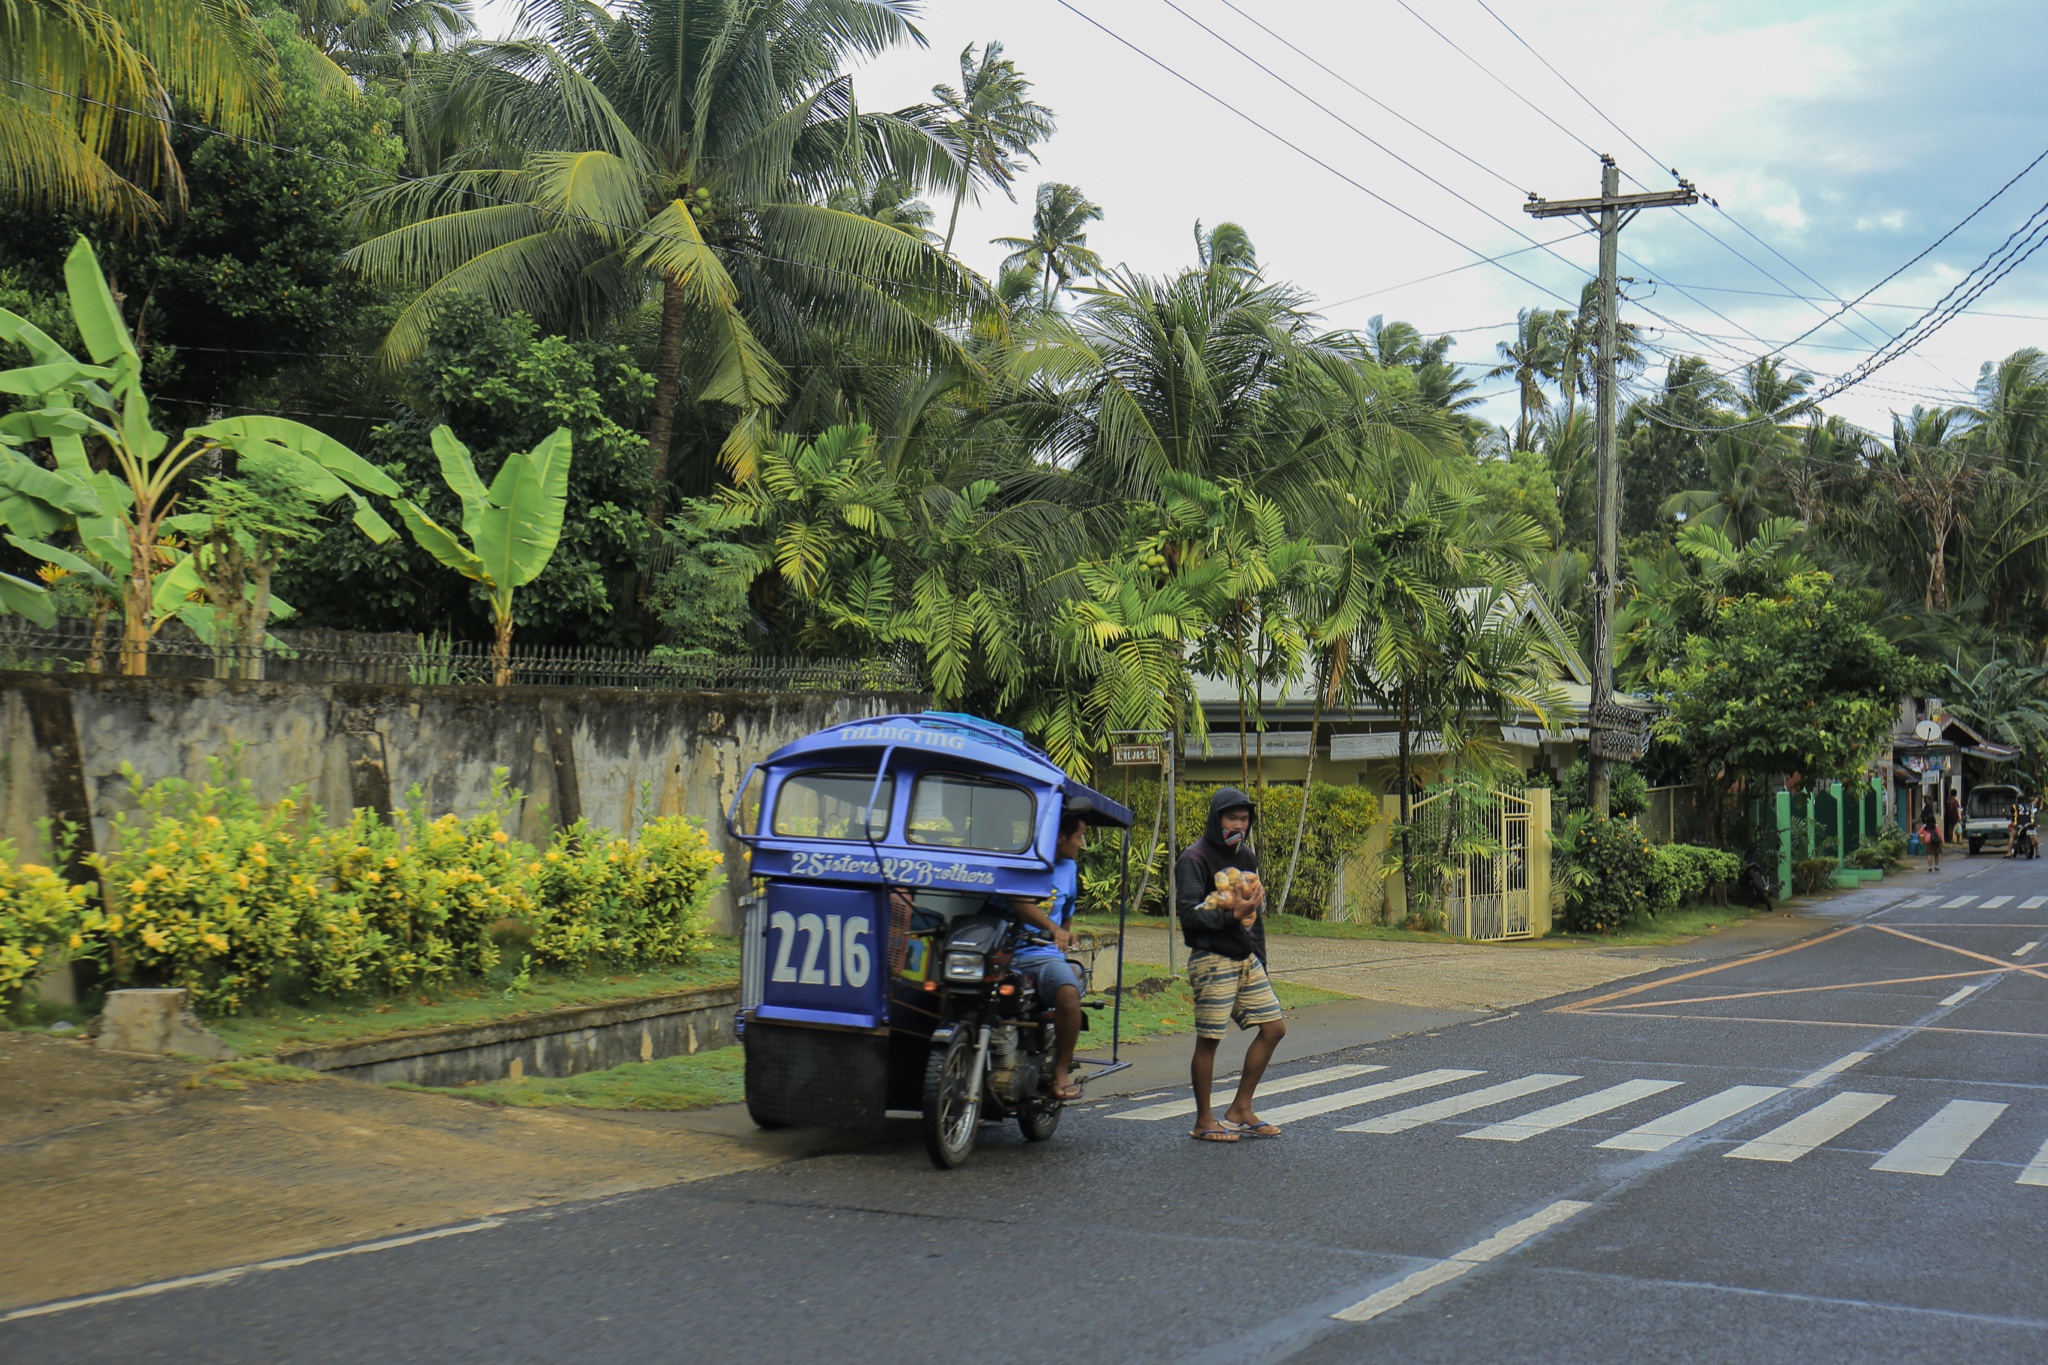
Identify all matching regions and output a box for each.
[1915,720,1943,742]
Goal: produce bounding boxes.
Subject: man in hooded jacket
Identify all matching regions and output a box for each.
[1176,786,1287,1141]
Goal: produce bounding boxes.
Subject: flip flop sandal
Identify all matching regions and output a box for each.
[1189,1126,1241,1143]
[1221,1119,1283,1139]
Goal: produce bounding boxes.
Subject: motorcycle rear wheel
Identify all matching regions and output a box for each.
[1017,1083,1062,1142]
[922,1032,981,1169]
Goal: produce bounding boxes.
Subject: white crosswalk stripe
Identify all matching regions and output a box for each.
[1871,1100,2008,1176]
[1982,896,2014,909]
[1901,895,1939,909]
[1598,1085,1786,1152]
[2022,896,2048,911]
[1942,896,1977,909]
[2013,941,2040,958]
[1339,1074,1578,1134]
[1939,983,1986,1006]
[1102,1063,2048,1184]
[1108,1064,1384,1121]
[1791,1050,1872,1088]
[1727,1091,1894,1163]
[1257,1068,1483,1126]
[1464,1079,1683,1143]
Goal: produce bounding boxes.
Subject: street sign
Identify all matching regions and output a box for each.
[1111,743,1162,767]
[1915,720,1943,742]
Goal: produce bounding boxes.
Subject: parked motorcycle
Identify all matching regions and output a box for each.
[2014,809,2039,860]
[921,909,1083,1169]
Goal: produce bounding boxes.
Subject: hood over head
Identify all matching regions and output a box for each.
[1205,786,1256,850]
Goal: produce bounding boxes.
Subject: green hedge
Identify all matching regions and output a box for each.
[1556,822,1742,933]
[1555,814,1654,933]
[1079,780,1380,920]
[15,761,724,1016]
[1646,844,1742,916]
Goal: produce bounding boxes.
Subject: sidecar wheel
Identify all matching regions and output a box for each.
[922,1032,981,1169]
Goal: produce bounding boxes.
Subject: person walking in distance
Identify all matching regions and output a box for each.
[1920,796,1942,873]
[1177,787,1286,1142]
[1945,789,1963,848]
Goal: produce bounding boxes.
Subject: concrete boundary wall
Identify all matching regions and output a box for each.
[0,671,924,933]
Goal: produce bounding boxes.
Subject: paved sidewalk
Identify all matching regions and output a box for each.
[0,1034,852,1313]
[1117,925,1687,1012]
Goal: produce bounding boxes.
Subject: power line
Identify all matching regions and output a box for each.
[1622,148,2048,421]
[1315,231,1589,311]
[1461,0,2016,373]
[1631,281,2048,323]
[1209,0,1531,196]
[1387,0,1600,159]
[1141,0,1786,378]
[1052,0,1581,307]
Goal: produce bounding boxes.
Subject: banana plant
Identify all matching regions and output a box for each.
[0,236,402,672]
[392,425,573,685]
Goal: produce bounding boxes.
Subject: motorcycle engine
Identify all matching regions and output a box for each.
[986,1024,1046,1106]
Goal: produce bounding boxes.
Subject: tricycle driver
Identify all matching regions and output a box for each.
[1010,809,1089,1101]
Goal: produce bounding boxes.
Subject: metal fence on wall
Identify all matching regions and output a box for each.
[1643,784,1711,845]
[0,618,920,694]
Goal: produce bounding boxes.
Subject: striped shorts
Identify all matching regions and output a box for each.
[1187,950,1283,1040]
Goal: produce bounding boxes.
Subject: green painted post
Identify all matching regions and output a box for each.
[1830,781,1847,865]
[1775,790,1793,894]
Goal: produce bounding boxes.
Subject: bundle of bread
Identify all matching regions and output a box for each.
[1198,865,1261,917]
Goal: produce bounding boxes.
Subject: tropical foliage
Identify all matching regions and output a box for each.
[4,0,2048,945]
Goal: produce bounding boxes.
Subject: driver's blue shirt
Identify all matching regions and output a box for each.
[1013,858,1079,963]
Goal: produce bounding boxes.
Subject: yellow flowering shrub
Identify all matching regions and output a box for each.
[525,816,721,969]
[0,855,98,1001]
[90,762,335,1013]
[37,761,724,1016]
[329,801,537,991]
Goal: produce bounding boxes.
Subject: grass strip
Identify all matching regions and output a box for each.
[209,940,741,1057]
[399,1047,747,1111]
[407,965,1352,1113]
[1547,902,1767,946]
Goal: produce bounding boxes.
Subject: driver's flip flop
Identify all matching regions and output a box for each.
[1221,1119,1283,1139]
[1189,1126,1241,1143]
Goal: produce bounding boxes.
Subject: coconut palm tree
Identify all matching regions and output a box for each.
[346,0,980,514]
[991,181,1103,306]
[1876,406,1982,612]
[1487,308,1565,452]
[997,226,1393,515]
[1661,430,1781,548]
[929,39,1055,256]
[2,0,272,222]
[283,0,471,85]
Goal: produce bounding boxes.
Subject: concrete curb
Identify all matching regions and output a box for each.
[276,984,740,1087]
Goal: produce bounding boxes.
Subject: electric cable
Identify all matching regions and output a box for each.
[1052,1,1583,308]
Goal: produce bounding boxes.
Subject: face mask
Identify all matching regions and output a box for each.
[1222,827,1246,849]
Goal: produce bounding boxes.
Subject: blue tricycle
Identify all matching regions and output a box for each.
[727,712,1134,1167]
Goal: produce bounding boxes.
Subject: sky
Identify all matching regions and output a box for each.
[478,0,2048,436]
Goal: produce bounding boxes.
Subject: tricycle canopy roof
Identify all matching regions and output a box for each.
[760,712,1135,828]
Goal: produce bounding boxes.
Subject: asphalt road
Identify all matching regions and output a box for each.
[12,855,2048,1364]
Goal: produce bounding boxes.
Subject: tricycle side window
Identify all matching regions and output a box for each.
[905,771,1037,852]
[771,768,894,840]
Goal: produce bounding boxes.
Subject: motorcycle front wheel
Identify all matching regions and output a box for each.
[922,1031,982,1169]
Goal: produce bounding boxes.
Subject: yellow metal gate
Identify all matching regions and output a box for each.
[1411,788,1533,941]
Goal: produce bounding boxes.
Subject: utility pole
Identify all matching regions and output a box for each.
[1526,156,1696,817]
